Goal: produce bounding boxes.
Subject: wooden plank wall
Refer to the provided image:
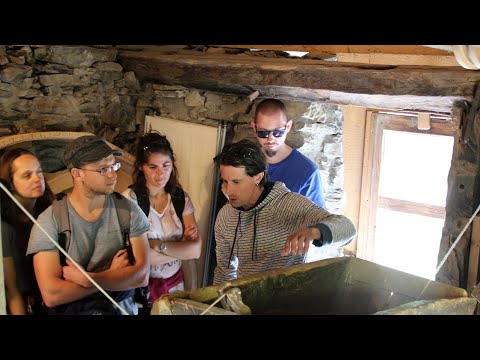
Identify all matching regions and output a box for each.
[340,105,367,255]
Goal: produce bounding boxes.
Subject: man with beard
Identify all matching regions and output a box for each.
[27,135,150,315]
[250,99,325,208]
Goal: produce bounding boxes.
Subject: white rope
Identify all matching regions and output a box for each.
[435,202,480,275]
[199,292,228,315]
[419,202,480,299]
[0,182,128,315]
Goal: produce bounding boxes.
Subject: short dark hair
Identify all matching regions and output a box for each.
[132,131,182,195]
[214,139,269,187]
[254,98,288,123]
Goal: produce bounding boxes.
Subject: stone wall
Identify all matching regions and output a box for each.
[233,101,344,214]
[142,86,345,212]
[0,45,344,208]
[0,45,139,170]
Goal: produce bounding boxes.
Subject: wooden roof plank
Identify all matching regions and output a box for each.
[118,49,479,112]
[216,45,453,56]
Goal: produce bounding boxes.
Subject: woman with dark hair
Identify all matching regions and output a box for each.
[212,139,357,284]
[0,148,54,314]
[123,131,201,307]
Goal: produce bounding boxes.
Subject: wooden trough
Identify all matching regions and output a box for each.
[151,257,477,315]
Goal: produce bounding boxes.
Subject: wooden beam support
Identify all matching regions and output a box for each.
[337,53,459,67]
[378,196,446,219]
[463,83,480,144]
[357,111,375,260]
[118,49,480,113]
[417,113,431,130]
[119,50,477,97]
[378,113,456,136]
[467,217,480,293]
[216,45,453,56]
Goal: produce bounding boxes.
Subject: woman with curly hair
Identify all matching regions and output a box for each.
[123,132,201,308]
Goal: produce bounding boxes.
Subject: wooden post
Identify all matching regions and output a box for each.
[0,220,6,315]
[417,113,431,130]
[467,216,480,294]
[357,111,375,260]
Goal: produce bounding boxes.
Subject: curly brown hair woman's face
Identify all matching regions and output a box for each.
[141,152,173,190]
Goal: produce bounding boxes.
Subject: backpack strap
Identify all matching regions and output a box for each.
[111,192,134,265]
[53,192,133,265]
[52,193,70,267]
[129,184,185,227]
[102,192,135,303]
[129,184,150,218]
[171,188,185,228]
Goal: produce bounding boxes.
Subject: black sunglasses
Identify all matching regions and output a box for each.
[255,127,286,139]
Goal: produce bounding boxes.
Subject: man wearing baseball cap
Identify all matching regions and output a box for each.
[27,135,151,315]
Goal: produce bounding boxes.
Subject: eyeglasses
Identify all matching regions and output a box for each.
[255,127,286,139]
[80,162,121,176]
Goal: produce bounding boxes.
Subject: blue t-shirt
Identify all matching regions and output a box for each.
[268,149,325,207]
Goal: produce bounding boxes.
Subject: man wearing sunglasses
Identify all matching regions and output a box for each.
[27,135,151,315]
[250,99,325,208]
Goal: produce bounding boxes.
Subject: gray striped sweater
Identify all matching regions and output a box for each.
[213,182,357,285]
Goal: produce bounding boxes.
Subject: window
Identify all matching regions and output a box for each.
[357,111,456,280]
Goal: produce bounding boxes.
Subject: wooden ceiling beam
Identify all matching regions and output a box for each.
[118,49,479,112]
[336,53,459,67]
[216,45,453,56]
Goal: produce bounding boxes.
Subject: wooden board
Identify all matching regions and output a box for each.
[151,297,237,315]
[0,132,135,194]
[337,53,459,67]
[340,105,367,254]
[216,45,453,56]
[0,131,93,148]
[467,217,480,293]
